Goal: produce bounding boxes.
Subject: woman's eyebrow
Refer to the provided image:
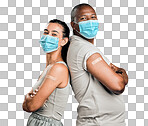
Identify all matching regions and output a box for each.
[51,30,59,34]
[92,14,97,16]
[44,29,48,31]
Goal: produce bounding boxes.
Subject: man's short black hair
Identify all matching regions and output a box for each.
[71,3,93,22]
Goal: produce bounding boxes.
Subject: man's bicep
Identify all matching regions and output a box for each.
[86,53,122,91]
[82,50,101,71]
[86,53,111,77]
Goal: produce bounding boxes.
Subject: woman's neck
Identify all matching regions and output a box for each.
[46,50,63,67]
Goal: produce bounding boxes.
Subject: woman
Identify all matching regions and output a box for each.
[22,19,70,126]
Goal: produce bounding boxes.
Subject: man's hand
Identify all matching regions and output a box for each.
[110,63,128,85]
[110,63,119,72]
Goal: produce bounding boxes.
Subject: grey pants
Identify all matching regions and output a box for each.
[76,117,126,126]
[27,113,63,126]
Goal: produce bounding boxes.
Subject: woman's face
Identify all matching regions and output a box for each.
[43,23,64,48]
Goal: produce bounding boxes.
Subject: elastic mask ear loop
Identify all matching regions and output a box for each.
[57,45,61,50]
[73,21,81,35]
[57,38,63,50]
[75,29,81,34]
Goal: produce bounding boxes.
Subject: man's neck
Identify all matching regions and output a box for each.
[73,32,94,44]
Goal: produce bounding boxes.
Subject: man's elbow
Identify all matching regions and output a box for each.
[112,78,125,95]
[113,86,125,95]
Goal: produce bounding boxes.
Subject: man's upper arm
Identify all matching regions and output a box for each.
[86,53,125,93]
[82,46,111,71]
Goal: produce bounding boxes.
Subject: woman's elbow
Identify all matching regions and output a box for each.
[26,105,37,112]
[25,102,39,112]
[22,102,31,112]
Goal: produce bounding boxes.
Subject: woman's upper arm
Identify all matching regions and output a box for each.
[86,53,125,93]
[27,63,68,111]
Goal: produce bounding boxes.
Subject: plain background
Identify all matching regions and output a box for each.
[0,0,148,125]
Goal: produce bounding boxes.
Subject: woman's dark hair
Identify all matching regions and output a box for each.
[49,19,70,63]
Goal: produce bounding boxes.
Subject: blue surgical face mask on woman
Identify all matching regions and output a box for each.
[74,20,99,39]
[39,35,59,53]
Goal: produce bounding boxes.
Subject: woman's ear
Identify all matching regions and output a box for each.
[61,37,68,46]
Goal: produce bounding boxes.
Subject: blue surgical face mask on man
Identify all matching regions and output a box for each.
[39,35,59,53]
[74,20,99,39]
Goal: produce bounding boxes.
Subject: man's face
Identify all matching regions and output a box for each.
[72,6,98,32]
[75,6,97,23]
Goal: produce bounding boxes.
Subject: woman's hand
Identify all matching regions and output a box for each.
[22,87,39,112]
[30,88,39,98]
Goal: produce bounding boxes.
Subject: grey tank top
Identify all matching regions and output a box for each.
[32,61,70,120]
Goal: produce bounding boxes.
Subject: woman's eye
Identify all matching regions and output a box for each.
[92,16,96,19]
[52,34,57,36]
[44,32,48,34]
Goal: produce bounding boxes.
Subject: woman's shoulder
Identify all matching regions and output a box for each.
[48,62,69,78]
[52,61,68,71]
[51,62,69,88]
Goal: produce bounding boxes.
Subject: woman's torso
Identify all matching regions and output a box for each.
[32,61,70,120]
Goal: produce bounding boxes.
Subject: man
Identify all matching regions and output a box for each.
[67,3,128,126]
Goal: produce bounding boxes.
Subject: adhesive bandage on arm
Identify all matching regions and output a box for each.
[92,57,102,65]
[45,75,56,81]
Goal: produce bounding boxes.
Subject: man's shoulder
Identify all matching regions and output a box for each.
[70,35,96,49]
[70,35,84,44]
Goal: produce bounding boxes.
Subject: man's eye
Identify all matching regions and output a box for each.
[80,17,86,20]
